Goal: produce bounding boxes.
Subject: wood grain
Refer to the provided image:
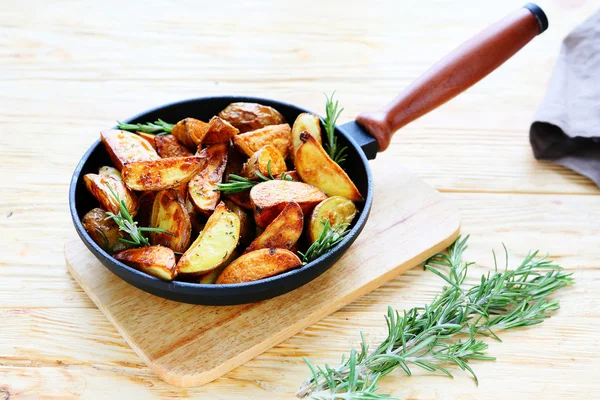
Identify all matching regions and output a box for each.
[1,0,599,398]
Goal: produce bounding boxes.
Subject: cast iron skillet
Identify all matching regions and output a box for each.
[69,4,548,305]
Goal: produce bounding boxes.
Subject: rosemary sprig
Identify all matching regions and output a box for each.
[104,186,171,247]
[297,235,574,399]
[215,161,293,194]
[322,92,348,166]
[116,119,174,135]
[299,220,350,264]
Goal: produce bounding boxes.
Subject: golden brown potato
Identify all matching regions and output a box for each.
[216,248,302,284]
[218,102,286,133]
[223,199,254,247]
[241,145,287,180]
[188,143,228,216]
[135,131,158,149]
[233,124,292,158]
[155,134,193,158]
[250,180,327,228]
[171,118,209,149]
[308,196,357,243]
[122,156,205,191]
[136,191,157,227]
[177,202,240,275]
[224,191,253,211]
[244,202,303,253]
[114,246,177,281]
[100,130,159,170]
[198,249,239,284]
[84,168,139,217]
[291,113,322,161]
[203,116,240,145]
[295,132,362,201]
[82,208,129,253]
[150,189,192,253]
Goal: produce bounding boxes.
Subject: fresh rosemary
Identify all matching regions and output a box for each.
[116,119,174,135]
[299,220,350,264]
[215,161,293,194]
[322,92,348,166]
[297,235,574,399]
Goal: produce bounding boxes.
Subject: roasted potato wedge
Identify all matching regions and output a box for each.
[188,143,228,216]
[244,202,303,253]
[114,246,177,281]
[136,191,157,227]
[223,199,254,247]
[291,113,322,161]
[218,102,286,133]
[84,168,139,217]
[241,145,286,180]
[122,156,205,191]
[203,116,240,145]
[216,248,302,284]
[135,131,158,149]
[224,191,253,210]
[176,202,240,275]
[224,145,246,180]
[295,132,362,201]
[250,180,327,228]
[155,134,193,158]
[233,124,292,158]
[150,189,192,253]
[308,196,357,243]
[100,130,159,170]
[82,208,129,253]
[198,249,239,284]
[171,118,209,149]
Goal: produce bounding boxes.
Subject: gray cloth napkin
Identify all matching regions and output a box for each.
[530,10,600,187]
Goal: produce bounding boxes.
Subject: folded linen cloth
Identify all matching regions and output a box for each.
[530,10,600,187]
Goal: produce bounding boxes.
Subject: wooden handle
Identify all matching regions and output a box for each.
[356,4,547,152]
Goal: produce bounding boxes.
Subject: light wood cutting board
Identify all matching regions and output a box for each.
[65,154,460,387]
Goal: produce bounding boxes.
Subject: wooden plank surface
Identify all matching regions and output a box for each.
[1,0,599,398]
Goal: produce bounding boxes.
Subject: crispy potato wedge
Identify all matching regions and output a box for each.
[233,124,292,158]
[135,131,158,149]
[295,132,362,201]
[188,143,228,216]
[218,102,286,133]
[308,196,357,243]
[224,191,253,210]
[291,113,322,161]
[100,130,159,170]
[136,191,157,227]
[250,180,327,228]
[150,189,192,253]
[84,168,139,217]
[155,134,193,158]
[122,156,205,191]
[176,202,240,275]
[171,118,209,149]
[82,208,129,253]
[203,116,240,145]
[241,145,287,180]
[114,246,177,281]
[275,170,300,181]
[244,202,303,253]
[223,199,254,247]
[216,248,302,284]
[198,249,239,284]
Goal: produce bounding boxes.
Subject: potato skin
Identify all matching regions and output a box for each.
[150,189,192,253]
[136,191,157,228]
[250,180,327,228]
[188,143,228,216]
[308,196,357,243]
[218,102,286,133]
[216,248,302,284]
[223,199,254,247]
[114,246,177,281]
[100,130,159,170]
[122,156,205,191]
[224,145,246,180]
[233,124,292,158]
[291,113,322,161]
[155,134,193,158]
[244,202,303,253]
[84,169,139,217]
[171,118,209,149]
[241,145,287,180]
[135,131,158,149]
[203,116,240,145]
[82,208,129,253]
[224,191,253,211]
[295,132,363,201]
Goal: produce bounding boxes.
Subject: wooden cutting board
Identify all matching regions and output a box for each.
[65,154,460,387]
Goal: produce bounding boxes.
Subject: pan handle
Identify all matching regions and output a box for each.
[355,3,548,152]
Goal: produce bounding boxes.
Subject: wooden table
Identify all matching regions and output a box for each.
[2,0,598,398]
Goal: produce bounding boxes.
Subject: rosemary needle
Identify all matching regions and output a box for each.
[299,220,350,264]
[116,119,175,135]
[322,92,348,167]
[215,161,293,195]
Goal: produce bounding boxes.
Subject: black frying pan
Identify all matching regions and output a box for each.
[69,4,547,305]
